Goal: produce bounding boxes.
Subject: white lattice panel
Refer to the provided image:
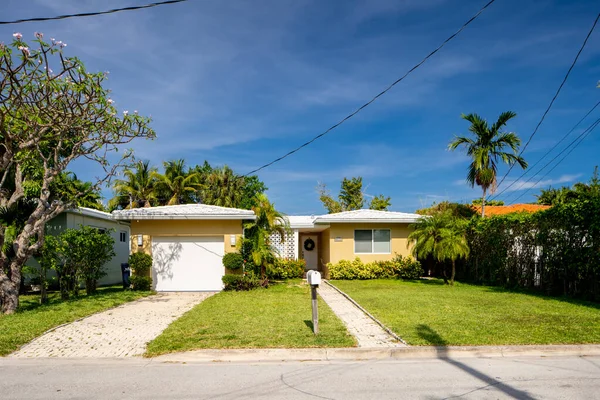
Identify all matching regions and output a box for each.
[270,231,296,259]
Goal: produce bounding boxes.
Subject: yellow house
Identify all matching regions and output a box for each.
[276,209,421,277]
[112,204,255,291]
[113,205,420,291]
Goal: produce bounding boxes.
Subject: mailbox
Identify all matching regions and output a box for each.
[307,270,321,286]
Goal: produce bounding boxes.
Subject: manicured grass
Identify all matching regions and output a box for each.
[146,281,356,356]
[0,286,151,356]
[332,279,600,346]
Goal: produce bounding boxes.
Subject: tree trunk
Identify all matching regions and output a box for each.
[85,279,97,295]
[451,260,456,286]
[481,188,487,218]
[0,274,19,314]
[442,264,449,285]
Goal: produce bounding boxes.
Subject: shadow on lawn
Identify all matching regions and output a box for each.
[480,285,600,311]
[416,324,536,400]
[17,286,132,313]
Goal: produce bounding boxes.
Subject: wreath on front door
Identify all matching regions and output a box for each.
[303,238,315,251]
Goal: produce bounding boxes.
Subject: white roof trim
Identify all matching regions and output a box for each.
[112,204,256,221]
[65,207,119,222]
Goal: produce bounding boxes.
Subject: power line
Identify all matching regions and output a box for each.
[242,0,498,177]
[507,116,600,204]
[489,100,600,201]
[495,11,600,189]
[0,0,190,25]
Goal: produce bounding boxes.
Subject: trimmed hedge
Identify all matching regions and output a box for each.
[267,259,305,280]
[328,255,423,280]
[222,252,244,270]
[129,252,152,291]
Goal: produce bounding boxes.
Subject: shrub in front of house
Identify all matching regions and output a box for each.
[328,255,423,280]
[129,252,153,291]
[222,272,262,291]
[266,259,305,280]
[222,252,244,271]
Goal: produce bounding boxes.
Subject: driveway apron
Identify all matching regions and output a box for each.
[10,292,214,358]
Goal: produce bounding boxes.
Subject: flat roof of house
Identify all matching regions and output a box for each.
[65,207,120,222]
[313,209,422,223]
[286,215,319,229]
[112,204,256,220]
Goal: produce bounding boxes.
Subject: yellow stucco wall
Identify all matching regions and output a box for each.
[324,223,413,264]
[320,228,331,276]
[128,219,244,257]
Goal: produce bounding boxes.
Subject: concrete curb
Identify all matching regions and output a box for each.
[151,344,600,363]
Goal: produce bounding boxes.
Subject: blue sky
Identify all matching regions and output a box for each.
[2,0,599,214]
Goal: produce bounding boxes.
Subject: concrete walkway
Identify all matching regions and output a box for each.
[318,282,404,347]
[10,292,214,358]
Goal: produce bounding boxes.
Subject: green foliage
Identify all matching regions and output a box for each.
[536,166,600,206]
[129,252,152,276]
[471,198,504,206]
[153,159,202,206]
[416,201,478,218]
[328,256,422,280]
[130,276,152,291]
[40,226,115,297]
[222,272,262,291]
[129,252,153,292]
[317,177,392,213]
[465,194,600,301]
[110,160,158,210]
[222,252,244,270]
[448,111,527,216]
[267,259,305,280]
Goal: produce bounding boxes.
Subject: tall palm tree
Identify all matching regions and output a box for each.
[408,213,468,285]
[449,112,527,217]
[154,159,202,205]
[109,160,158,210]
[243,193,290,279]
[201,166,245,208]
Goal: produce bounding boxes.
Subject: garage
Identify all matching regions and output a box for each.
[152,236,225,291]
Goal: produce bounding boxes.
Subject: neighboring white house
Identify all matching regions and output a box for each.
[26,207,131,286]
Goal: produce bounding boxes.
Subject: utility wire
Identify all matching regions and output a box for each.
[489,100,600,201]
[0,0,190,25]
[495,11,600,189]
[242,0,498,176]
[507,116,600,204]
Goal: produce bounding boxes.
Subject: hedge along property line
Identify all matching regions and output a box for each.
[465,198,600,301]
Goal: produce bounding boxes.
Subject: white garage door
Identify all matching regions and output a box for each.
[151,236,225,291]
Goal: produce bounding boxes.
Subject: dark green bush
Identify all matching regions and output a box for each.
[129,252,152,276]
[130,275,152,291]
[222,272,262,291]
[129,252,152,291]
[222,252,244,270]
[328,255,423,280]
[267,259,305,280]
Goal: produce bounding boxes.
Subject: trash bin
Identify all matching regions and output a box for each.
[121,263,131,289]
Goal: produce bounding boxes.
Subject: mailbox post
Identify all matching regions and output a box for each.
[307,270,321,335]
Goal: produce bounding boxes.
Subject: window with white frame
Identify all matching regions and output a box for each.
[354,229,391,254]
[119,231,127,243]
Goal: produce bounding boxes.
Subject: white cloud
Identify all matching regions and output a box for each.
[503,174,582,192]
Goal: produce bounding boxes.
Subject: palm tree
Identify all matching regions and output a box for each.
[154,159,202,205]
[243,193,289,279]
[449,112,527,217]
[201,166,245,208]
[408,213,469,285]
[437,221,470,285]
[109,160,158,209]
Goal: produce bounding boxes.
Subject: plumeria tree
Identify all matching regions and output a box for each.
[0,33,155,314]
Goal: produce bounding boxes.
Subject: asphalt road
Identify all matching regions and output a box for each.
[1,355,599,399]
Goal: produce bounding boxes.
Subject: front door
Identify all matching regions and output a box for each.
[301,235,319,271]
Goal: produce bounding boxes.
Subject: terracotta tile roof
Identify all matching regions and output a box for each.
[473,203,551,217]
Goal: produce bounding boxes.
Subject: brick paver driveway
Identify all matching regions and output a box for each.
[10,292,214,358]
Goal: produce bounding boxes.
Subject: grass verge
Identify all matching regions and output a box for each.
[146,281,356,356]
[332,279,600,346]
[0,286,151,356]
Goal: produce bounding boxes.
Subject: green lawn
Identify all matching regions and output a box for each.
[146,281,356,356]
[0,286,151,356]
[332,279,600,346]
